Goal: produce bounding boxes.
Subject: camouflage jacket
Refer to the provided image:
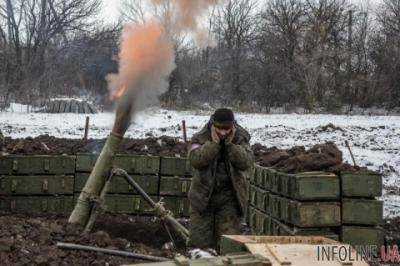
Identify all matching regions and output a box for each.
[188,122,254,215]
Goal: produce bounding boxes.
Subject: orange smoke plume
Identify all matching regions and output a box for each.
[108,21,175,101]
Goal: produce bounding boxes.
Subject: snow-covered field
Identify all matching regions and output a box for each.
[1,106,399,218]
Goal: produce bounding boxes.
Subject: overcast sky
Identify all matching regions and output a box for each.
[100,0,383,24]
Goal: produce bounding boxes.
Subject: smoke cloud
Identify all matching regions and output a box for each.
[107,0,219,135]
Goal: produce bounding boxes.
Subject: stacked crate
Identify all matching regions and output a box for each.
[159,157,192,218]
[340,171,383,247]
[248,166,342,241]
[248,166,384,247]
[74,153,160,215]
[0,155,75,213]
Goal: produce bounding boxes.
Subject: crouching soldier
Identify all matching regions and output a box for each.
[187,108,254,255]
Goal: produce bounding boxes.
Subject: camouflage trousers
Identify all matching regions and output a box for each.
[188,189,241,250]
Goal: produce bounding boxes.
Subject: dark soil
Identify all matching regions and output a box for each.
[252,141,362,173]
[1,135,361,173]
[1,135,188,157]
[0,213,185,266]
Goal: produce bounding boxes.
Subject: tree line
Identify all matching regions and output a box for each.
[1,0,400,113]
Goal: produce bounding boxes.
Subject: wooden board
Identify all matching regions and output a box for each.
[245,243,369,266]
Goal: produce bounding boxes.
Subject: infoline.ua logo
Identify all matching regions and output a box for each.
[316,245,400,263]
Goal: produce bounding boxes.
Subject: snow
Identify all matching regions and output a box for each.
[1,107,399,218]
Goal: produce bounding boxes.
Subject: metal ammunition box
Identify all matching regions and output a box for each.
[113,155,160,175]
[341,171,382,198]
[160,157,192,176]
[162,197,190,217]
[267,194,341,227]
[76,153,98,172]
[288,172,340,200]
[159,177,191,196]
[262,213,339,240]
[341,226,383,247]
[255,187,266,211]
[288,200,341,227]
[102,194,158,214]
[0,155,75,175]
[74,173,159,195]
[255,167,267,188]
[0,196,73,213]
[0,175,74,195]
[342,198,383,225]
[249,185,257,207]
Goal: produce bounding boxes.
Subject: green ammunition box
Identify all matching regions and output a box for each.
[264,168,275,191]
[341,226,383,247]
[102,194,158,214]
[268,194,281,219]
[270,171,282,194]
[341,171,382,198]
[0,155,75,175]
[219,236,248,255]
[255,187,266,211]
[159,177,191,196]
[250,185,258,207]
[255,167,266,188]
[74,173,159,195]
[266,213,339,240]
[262,191,270,213]
[342,198,383,225]
[160,157,192,176]
[0,175,74,195]
[263,214,272,235]
[113,155,160,175]
[249,207,257,233]
[288,200,341,227]
[250,209,264,235]
[0,196,73,213]
[162,197,190,217]
[288,172,340,200]
[76,153,98,172]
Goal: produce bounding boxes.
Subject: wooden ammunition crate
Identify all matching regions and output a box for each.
[159,176,191,197]
[162,196,190,217]
[0,196,74,213]
[0,175,74,195]
[341,226,383,247]
[342,198,383,225]
[0,155,75,175]
[160,157,192,176]
[341,171,382,198]
[74,173,159,195]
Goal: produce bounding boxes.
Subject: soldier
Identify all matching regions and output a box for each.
[187,108,254,255]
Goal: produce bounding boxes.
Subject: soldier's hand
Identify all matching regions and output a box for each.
[211,125,220,144]
[226,125,236,143]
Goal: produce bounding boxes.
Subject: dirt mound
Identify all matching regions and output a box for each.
[253,142,362,173]
[383,217,400,246]
[1,135,188,157]
[2,136,362,173]
[0,213,182,265]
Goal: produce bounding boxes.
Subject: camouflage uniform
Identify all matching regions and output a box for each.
[187,123,254,250]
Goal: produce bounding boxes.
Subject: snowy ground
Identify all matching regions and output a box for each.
[1,106,399,218]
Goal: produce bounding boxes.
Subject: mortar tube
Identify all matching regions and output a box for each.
[68,133,122,226]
